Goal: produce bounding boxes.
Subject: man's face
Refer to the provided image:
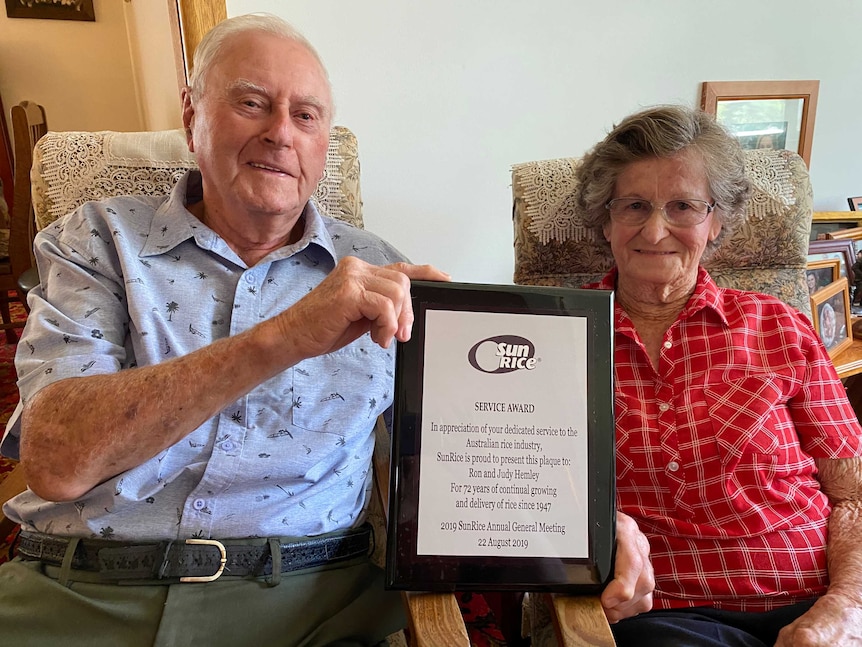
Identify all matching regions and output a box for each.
[183,30,332,223]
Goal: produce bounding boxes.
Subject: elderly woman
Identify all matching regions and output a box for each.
[576,106,862,647]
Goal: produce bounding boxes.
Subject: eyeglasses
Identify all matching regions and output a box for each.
[605,198,717,227]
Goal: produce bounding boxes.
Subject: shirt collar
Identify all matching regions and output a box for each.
[140,170,338,266]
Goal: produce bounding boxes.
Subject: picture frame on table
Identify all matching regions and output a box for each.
[806,258,842,297]
[701,80,819,167]
[810,278,853,359]
[808,239,856,284]
[848,197,862,211]
[825,226,862,256]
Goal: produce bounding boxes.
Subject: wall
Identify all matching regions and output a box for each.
[122,0,183,131]
[0,0,141,133]
[231,0,862,284]
[0,0,180,136]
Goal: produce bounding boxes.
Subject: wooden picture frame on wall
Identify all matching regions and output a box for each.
[811,278,853,359]
[701,80,819,167]
[4,0,95,21]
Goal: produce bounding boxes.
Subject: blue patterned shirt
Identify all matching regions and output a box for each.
[1,171,405,541]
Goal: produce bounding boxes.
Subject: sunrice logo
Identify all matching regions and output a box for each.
[467,335,538,374]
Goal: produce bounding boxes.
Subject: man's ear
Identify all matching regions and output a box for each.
[180,86,195,153]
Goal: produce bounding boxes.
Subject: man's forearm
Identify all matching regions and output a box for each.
[20,316,298,502]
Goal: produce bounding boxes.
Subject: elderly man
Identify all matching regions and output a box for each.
[0,13,449,647]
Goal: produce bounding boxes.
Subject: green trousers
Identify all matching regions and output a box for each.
[0,556,405,646]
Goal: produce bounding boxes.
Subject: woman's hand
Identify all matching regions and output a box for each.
[775,591,862,646]
[600,511,655,623]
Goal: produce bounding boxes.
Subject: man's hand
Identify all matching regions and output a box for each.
[775,592,862,646]
[276,257,450,360]
[600,511,654,623]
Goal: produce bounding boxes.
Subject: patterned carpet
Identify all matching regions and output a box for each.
[0,298,513,645]
[0,295,25,563]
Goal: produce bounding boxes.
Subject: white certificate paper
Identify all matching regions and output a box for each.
[416,309,590,558]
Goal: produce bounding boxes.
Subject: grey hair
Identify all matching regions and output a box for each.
[576,105,751,253]
[188,13,332,103]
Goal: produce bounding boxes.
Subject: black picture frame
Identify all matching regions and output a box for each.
[386,281,616,593]
[848,197,862,211]
[5,0,95,21]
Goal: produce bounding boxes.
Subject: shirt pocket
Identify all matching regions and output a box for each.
[291,340,395,433]
[703,374,797,482]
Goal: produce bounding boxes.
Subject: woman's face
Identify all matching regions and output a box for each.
[603,150,722,295]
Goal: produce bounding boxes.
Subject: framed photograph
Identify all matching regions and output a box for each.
[701,80,819,167]
[811,278,853,358]
[387,281,615,593]
[806,258,842,297]
[812,212,862,241]
[808,239,856,284]
[5,0,95,21]
[826,226,862,257]
[848,197,862,211]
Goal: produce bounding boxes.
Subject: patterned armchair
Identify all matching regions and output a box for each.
[8,126,471,647]
[512,148,814,319]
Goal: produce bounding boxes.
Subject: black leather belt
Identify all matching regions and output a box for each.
[15,524,372,583]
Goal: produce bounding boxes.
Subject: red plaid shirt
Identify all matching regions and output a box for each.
[591,268,862,611]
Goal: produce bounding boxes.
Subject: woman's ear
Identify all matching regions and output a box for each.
[708,217,722,242]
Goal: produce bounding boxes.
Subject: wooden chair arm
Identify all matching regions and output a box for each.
[404,591,470,647]
[546,593,615,647]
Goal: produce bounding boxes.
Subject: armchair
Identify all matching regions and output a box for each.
[1,125,469,647]
[510,148,815,647]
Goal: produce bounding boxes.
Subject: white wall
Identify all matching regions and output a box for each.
[233,0,861,284]
[122,0,183,132]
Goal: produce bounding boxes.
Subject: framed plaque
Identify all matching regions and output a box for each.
[386,281,616,593]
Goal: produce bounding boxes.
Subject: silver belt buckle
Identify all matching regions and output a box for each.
[181,538,227,583]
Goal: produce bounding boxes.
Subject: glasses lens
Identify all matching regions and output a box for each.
[608,199,650,223]
[664,200,710,225]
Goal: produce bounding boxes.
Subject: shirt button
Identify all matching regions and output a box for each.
[663,341,672,349]
[658,403,670,412]
[668,461,680,472]
[221,440,235,452]
[193,498,206,510]
[245,274,255,284]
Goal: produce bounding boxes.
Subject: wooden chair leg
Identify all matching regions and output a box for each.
[0,291,17,345]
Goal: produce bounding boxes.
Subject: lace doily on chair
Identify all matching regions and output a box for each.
[512,158,594,245]
[33,127,364,231]
[744,149,796,221]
